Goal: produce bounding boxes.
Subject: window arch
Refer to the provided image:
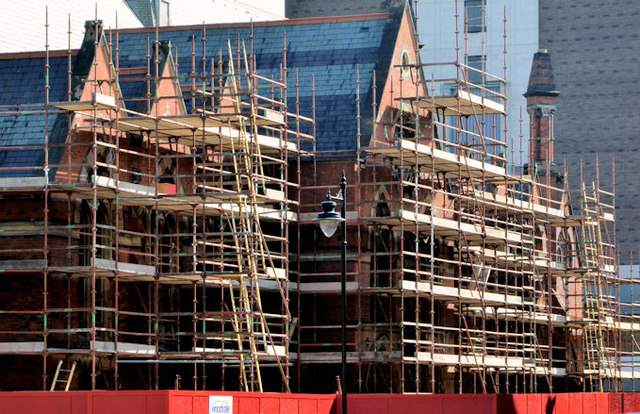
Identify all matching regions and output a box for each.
[373,186,392,218]
[556,231,567,268]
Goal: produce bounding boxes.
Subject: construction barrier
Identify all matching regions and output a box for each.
[497,393,613,414]
[348,392,616,414]
[0,390,639,414]
[348,393,497,414]
[0,390,336,414]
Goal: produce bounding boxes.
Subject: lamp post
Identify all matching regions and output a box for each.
[313,171,347,414]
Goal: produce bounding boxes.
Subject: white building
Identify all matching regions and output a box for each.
[418,0,539,165]
[0,0,286,53]
[0,0,143,53]
[153,0,285,26]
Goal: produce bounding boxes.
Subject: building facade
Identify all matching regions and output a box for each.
[127,0,285,27]
[417,0,539,166]
[0,0,638,395]
[286,0,640,266]
[286,0,539,167]
[0,0,144,53]
[286,0,387,18]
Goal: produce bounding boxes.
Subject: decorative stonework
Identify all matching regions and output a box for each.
[527,103,557,118]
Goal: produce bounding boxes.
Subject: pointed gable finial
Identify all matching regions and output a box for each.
[84,20,104,42]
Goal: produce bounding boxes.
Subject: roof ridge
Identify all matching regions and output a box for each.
[106,12,388,35]
[0,50,79,60]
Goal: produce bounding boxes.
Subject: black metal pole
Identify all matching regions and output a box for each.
[340,170,347,414]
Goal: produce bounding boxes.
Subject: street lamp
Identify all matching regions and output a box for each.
[314,199,342,238]
[313,171,347,414]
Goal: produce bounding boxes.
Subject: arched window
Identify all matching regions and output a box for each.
[556,231,567,268]
[374,187,391,218]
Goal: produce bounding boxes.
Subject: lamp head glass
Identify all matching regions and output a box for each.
[313,200,344,238]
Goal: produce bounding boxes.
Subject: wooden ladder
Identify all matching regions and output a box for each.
[579,182,615,391]
[50,360,76,391]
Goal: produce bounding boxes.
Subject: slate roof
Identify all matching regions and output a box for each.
[0,54,73,177]
[119,41,173,113]
[114,0,406,155]
[124,0,156,27]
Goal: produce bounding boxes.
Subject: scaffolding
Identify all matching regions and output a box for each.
[562,160,623,392]
[619,251,640,392]
[296,11,561,394]
[293,1,636,395]
[0,16,313,392]
[361,56,566,394]
[1,4,640,395]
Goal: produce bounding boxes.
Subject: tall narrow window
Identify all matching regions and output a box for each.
[464,0,485,33]
[466,55,485,84]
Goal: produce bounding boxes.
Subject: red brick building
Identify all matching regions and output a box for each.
[0,0,632,395]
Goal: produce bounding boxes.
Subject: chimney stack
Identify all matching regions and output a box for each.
[524,49,560,190]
